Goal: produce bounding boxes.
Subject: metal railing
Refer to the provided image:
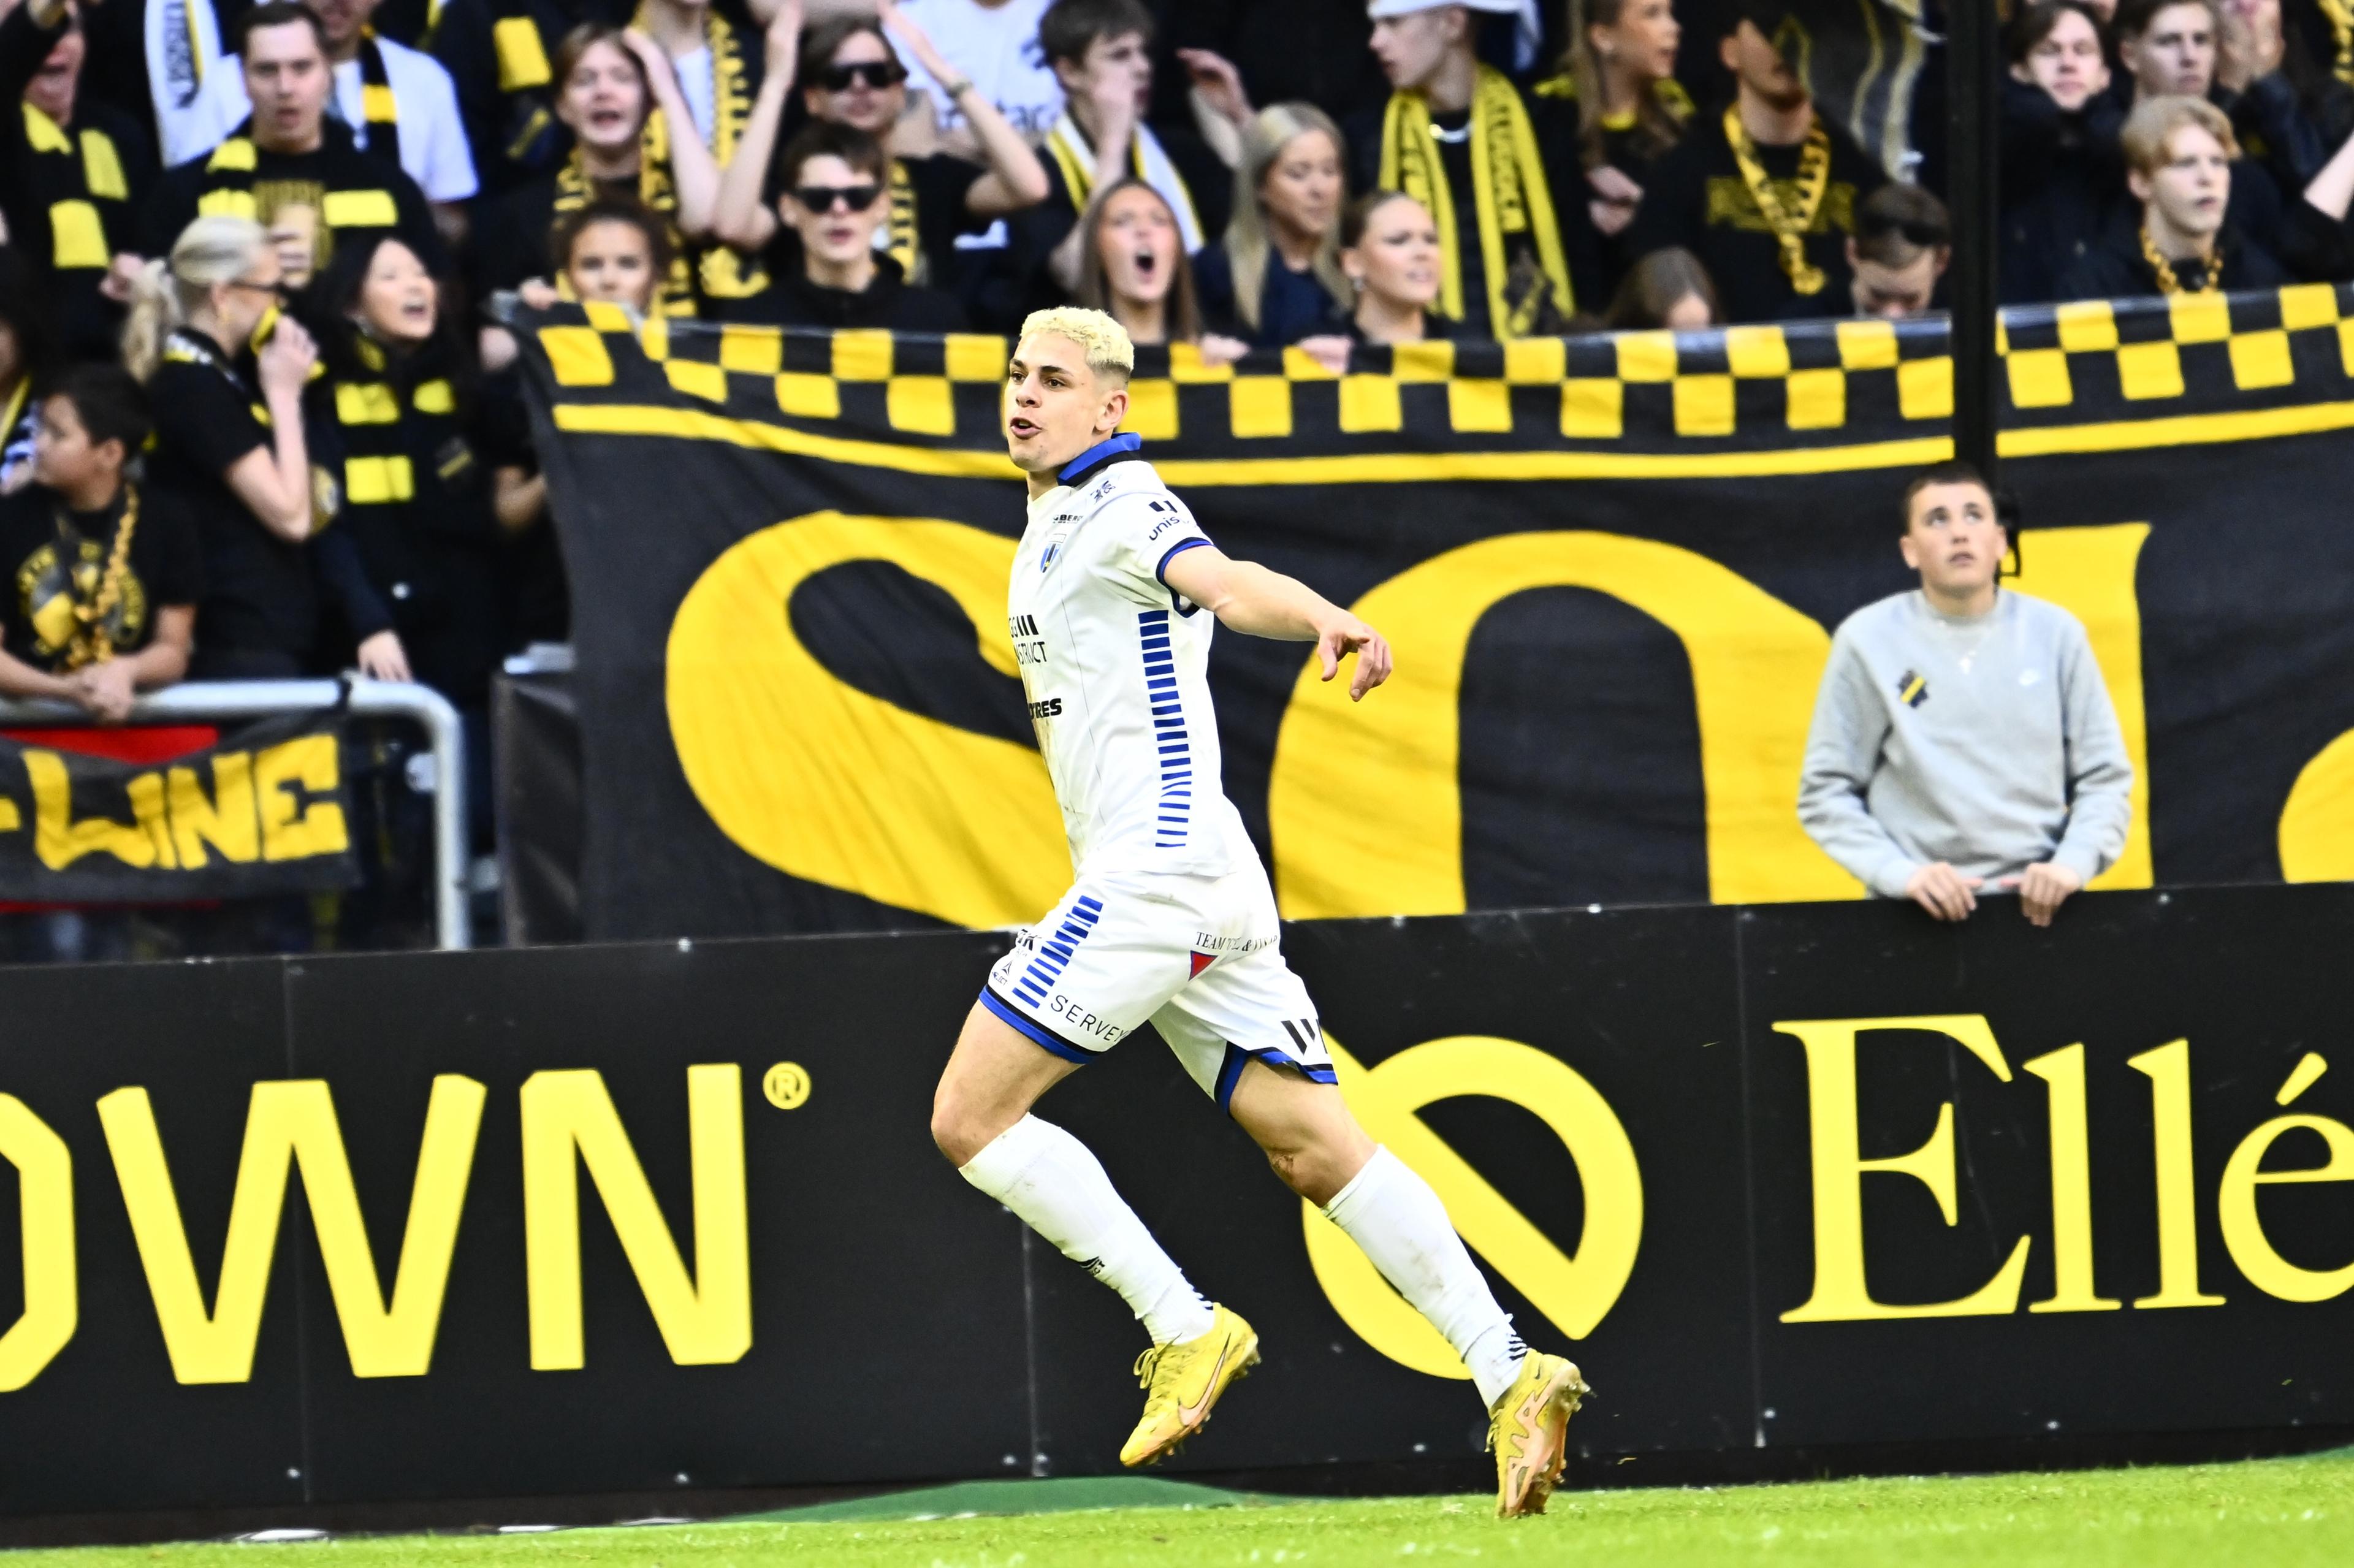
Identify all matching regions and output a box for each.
[0,678,471,950]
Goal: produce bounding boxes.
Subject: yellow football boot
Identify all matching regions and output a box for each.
[1118,1304,1260,1467]
[1487,1352,1590,1518]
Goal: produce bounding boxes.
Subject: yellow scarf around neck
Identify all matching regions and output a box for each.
[1378,64,1574,337]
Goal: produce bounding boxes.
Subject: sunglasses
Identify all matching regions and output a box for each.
[794,183,883,213]
[226,277,292,298]
[814,59,907,91]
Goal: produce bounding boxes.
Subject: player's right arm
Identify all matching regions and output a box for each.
[1162,546,1394,702]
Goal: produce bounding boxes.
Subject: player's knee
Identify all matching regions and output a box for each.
[930,1086,988,1167]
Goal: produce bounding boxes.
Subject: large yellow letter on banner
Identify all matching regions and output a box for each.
[1268,531,1851,915]
[2006,522,2153,889]
[98,1077,485,1382]
[1302,1035,1643,1377]
[668,512,1067,929]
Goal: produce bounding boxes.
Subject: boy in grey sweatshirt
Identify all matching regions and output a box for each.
[1798,463,2133,926]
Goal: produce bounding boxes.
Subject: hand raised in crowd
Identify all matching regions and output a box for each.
[257,314,318,400]
[70,658,137,724]
[1175,48,1254,131]
[101,252,142,305]
[516,277,560,310]
[1904,861,1982,921]
[2217,0,2284,91]
[1087,61,1138,175]
[621,28,684,102]
[1588,165,1644,238]
[875,0,950,82]
[763,0,803,83]
[356,630,414,683]
[2000,861,2084,927]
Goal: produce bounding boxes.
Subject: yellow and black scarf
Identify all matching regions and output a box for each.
[1378,65,1574,337]
[626,6,766,300]
[356,31,403,174]
[1723,105,1832,296]
[551,111,696,316]
[2318,0,2354,86]
[19,104,128,272]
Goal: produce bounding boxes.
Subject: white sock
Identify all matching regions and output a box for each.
[959,1114,1217,1345]
[1324,1145,1527,1408]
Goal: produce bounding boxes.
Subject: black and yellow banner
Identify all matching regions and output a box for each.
[0,889,2347,1511]
[0,714,357,902]
[516,289,2354,939]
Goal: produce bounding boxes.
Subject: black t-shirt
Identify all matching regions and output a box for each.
[1626,108,1889,324]
[0,481,203,673]
[712,253,969,330]
[473,166,704,316]
[145,328,318,674]
[139,118,449,275]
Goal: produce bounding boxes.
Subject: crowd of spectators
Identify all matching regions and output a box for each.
[0,0,2336,902]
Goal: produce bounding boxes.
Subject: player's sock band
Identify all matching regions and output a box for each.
[1323,1144,1527,1407]
[959,1114,1217,1345]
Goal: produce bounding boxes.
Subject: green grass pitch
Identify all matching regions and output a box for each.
[10,1450,2352,1567]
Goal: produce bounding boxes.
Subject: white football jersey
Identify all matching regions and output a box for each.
[1008,437,1255,879]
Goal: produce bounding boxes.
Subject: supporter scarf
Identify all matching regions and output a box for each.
[331,330,465,515]
[885,158,921,282]
[2319,0,2354,87]
[1046,114,1205,253]
[45,485,142,671]
[2141,224,2221,295]
[635,6,767,300]
[20,105,124,271]
[153,0,213,108]
[551,113,697,317]
[1379,66,1574,336]
[357,31,402,175]
[1723,105,1830,297]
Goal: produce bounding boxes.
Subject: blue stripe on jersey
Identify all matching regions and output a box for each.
[1138,610,1190,848]
[1012,894,1103,1005]
[1213,1042,1341,1113]
[981,986,1097,1063]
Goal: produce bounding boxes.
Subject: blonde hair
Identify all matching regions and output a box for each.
[2119,94,2238,177]
[1222,104,1350,333]
[1017,306,1135,383]
[123,214,268,382]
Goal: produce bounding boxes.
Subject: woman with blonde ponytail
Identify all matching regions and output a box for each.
[129,213,326,679]
[1195,104,1353,351]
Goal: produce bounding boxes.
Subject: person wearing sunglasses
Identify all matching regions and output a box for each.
[713,118,967,329]
[712,0,1047,325]
[1847,183,1951,320]
[123,215,327,680]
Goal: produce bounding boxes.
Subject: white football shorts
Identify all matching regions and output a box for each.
[980,865,1336,1109]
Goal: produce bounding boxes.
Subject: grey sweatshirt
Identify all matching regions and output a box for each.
[1798,588,2133,899]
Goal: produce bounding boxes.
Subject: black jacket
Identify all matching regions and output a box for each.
[1998,78,2127,305]
[713,253,967,331]
[2055,208,2288,301]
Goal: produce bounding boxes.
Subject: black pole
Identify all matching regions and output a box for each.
[1947,0,2000,480]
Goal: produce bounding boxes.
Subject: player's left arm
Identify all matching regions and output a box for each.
[1162,546,1393,701]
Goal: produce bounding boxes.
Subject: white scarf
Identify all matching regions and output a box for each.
[1048,113,1204,254]
[148,0,229,166]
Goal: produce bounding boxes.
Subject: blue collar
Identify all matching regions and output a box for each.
[1057,432,1143,485]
